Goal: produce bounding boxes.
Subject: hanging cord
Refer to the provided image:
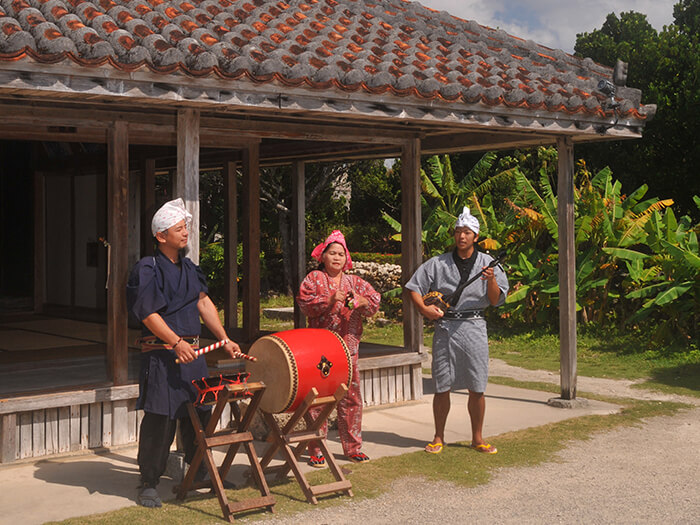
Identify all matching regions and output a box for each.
[98,237,111,289]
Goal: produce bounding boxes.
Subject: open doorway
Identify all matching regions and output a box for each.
[0,139,141,396]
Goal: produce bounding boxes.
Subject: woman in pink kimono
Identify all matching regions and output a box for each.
[297,230,381,466]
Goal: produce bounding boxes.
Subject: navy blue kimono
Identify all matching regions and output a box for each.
[127,251,210,419]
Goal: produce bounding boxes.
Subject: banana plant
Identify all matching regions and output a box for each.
[622,206,700,340]
[382,153,517,256]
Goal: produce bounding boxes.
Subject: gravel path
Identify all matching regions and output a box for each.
[260,362,700,524]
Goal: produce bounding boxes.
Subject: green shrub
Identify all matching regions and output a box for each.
[351,252,401,264]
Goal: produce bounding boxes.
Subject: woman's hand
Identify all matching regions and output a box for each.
[329,289,347,305]
[353,295,369,309]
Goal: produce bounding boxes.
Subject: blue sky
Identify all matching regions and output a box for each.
[417,0,678,53]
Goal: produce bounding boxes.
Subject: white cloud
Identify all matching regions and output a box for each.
[417,0,677,52]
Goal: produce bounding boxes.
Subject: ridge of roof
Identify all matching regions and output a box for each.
[0,0,653,122]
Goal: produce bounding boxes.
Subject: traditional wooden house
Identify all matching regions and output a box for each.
[0,0,654,463]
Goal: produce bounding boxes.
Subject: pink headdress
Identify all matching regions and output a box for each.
[310,230,353,271]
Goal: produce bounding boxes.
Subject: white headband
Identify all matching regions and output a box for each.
[151,198,192,236]
[454,206,480,234]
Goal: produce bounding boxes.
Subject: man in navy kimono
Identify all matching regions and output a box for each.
[406,207,509,456]
[127,198,242,508]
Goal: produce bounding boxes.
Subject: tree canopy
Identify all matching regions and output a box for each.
[574,0,700,218]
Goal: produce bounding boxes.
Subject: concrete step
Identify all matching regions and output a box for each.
[262,307,294,321]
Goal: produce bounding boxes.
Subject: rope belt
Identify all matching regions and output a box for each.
[139,335,200,352]
[441,310,484,320]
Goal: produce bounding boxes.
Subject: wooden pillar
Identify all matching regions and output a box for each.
[107,120,129,386]
[224,160,238,331]
[242,143,261,342]
[33,172,45,313]
[1,414,17,463]
[176,109,200,263]
[401,138,423,353]
[141,158,156,257]
[127,169,140,270]
[70,173,76,308]
[292,161,306,328]
[557,136,577,399]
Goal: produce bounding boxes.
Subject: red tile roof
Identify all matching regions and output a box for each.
[0,0,652,122]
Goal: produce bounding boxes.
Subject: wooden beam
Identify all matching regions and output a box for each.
[401,138,423,354]
[140,158,156,257]
[107,120,129,386]
[176,109,200,263]
[421,131,555,154]
[0,102,415,145]
[291,161,306,329]
[557,136,577,400]
[0,125,108,144]
[0,385,140,414]
[200,116,415,144]
[259,141,398,163]
[241,143,261,343]
[224,160,238,332]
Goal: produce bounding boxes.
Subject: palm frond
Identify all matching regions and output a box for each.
[465,167,519,199]
[420,168,442,200]
[424,156,444,187]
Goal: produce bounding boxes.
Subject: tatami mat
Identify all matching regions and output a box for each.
[4,319,108,341]
[0,330,94,351]
[3,319,142,349]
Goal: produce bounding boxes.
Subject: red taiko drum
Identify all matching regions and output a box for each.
[245,328,352,413]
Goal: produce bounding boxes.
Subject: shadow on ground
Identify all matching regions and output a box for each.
[32,452,139,499]
[644,362,700,392]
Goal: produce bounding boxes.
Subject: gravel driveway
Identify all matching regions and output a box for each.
[261,361,700,524]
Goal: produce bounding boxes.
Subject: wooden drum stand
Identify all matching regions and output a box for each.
[175,381,275,522]
[258,384,353,504]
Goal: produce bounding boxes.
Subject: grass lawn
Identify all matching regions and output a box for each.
[50,393,690,525]
[488,325,700,398]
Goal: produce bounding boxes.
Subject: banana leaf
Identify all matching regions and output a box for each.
[602,247,648,261]
[653,282,693,306]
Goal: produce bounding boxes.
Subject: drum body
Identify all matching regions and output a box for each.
[245,328,352,413]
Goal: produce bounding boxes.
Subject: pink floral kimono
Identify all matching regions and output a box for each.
[297,269,381,457]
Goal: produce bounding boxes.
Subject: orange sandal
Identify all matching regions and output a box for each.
[470,443,498,454]
[424,441,444,454]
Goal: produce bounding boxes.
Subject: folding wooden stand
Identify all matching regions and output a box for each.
[175,381,275,522]
[258,384,353,504]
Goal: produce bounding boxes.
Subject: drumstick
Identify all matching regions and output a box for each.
[175,339,257,364]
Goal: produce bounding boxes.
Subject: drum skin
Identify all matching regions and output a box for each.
[245,328,352,413]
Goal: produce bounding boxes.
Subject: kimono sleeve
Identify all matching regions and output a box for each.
[296,271,332,318]
[493,262,509,307]
[126,258,167,321]
[404,258,436,296]
[352,276,381,317]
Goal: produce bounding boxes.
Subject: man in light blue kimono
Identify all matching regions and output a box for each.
[406,207,509,455]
